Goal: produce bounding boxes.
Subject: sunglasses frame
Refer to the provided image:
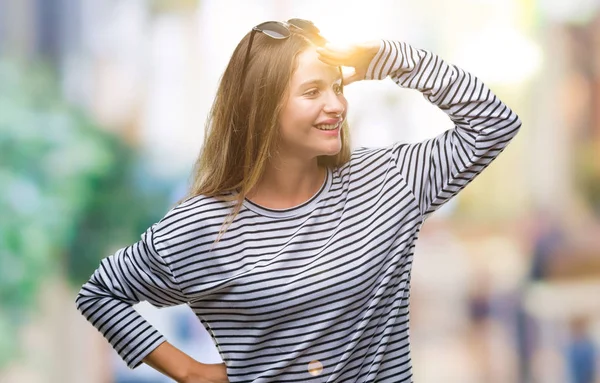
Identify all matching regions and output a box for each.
[240,19,326,87]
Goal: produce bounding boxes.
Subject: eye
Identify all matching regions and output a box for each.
[333,83,343,95]
[304,89,319,97]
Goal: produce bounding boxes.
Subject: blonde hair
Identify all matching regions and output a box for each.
[184,27,351,240]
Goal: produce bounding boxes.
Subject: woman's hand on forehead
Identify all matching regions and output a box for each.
[316,41,380,86]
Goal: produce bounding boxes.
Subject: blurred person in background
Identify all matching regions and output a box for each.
[515,208,566,382]
[566,316,597,383]
[75,18,520,383]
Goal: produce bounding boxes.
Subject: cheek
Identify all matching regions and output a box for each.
[278,101,298,129]
[282,100,321,125]
[279,102,308,137]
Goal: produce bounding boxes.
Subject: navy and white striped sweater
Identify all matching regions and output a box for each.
[76,40,521,382]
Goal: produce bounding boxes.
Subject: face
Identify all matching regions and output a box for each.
[277,46,348,161]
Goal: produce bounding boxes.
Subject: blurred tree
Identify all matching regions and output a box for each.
[0,59,170,367]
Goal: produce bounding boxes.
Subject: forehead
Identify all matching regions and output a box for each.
[290,46,341,85]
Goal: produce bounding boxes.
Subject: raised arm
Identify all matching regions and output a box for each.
[320,40,522,218]
[373,40,521,217]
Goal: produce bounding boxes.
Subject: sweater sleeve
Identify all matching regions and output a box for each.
[75,224,188,369]
[366,40,522,219]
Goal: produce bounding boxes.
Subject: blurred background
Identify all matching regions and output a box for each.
[1,0,599,382]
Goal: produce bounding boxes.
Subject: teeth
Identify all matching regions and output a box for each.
[316,124,338,130]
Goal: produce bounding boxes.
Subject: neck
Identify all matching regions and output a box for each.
[247,157,326,209]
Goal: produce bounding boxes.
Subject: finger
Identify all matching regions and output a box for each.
[317,51,357,68]
[323,42,355,55]
[317,54,343,67]
[317,47,354,62]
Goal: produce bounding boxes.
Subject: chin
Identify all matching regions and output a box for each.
[320,146,342,156]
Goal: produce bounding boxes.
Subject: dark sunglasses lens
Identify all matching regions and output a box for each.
[255,21,290,39]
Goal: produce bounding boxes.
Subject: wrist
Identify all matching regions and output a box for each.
[181,362,228,383]
[178,360,204,383]
[364,40,386,80]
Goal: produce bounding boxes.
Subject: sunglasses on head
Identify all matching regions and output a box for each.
[241,19,327,85]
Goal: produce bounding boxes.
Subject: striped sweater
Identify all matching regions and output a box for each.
[76,40,521,382]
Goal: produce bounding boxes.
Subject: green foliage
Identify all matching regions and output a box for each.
[0,60,170,366]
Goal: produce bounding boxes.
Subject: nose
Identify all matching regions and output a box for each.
[323,90,346,116]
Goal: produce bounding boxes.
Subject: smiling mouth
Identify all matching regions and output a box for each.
[314,122,341,131]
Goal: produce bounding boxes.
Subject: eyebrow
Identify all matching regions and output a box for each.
[299,77,343,89]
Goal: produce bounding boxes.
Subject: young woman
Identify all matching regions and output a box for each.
[76,19,521,383]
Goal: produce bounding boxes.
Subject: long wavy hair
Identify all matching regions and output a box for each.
[183,25,352,240]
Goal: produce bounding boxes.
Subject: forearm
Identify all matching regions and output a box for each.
[143,341,195,382]
[75,225,193,369]
[365,40,521,216]
[143,342,227,383]
[367,40,521,139]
